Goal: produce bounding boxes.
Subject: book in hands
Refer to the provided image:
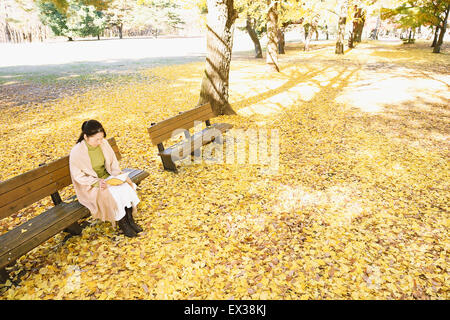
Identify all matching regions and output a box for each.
[105,172,129,186]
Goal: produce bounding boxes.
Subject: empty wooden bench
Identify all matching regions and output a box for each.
[402,38,415,44]
[0,137,149,283]
[147,103,233,172]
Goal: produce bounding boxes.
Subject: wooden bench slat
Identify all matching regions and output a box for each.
[148,110,215,145]
[0,174,72,220]
[0,168,148,270]
[148,103,212,134]
[0,182,60,220]
[0,157,68,196]
[0,202,90,269]
[0,201,87,254]
[160,123,233,160]
[147,102,233,171]
[0,165,70,208]
[148,107,214,140]
[149,111,215,146]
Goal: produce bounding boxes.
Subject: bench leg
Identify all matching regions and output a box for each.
[160,155,177,172]
[63,222,83,236]
[0,267,9,284]
[191,148,201,158]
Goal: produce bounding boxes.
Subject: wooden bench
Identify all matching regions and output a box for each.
[402,38,415,44]
[0,137,149,283]
[147,103,233,172]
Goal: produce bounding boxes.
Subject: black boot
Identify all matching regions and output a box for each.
[125,206,143,233]
[118,215,137,238]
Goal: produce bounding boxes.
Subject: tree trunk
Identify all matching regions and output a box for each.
[348,31,354,48]
[359,9,365,42]
[198,0,237,115]
[433,5,450,54]
[431,26,440,47]
[266,1,279,72]
[355,24,363,42]
[5,22,12,42]
[325,25,329,40]
[305,16,319,51]
[352,6,365,44]
[335,0,348,54]
[374,15,381,40]
[245,16,262,58]
[118,24,123,39]
[304,25,312,51]
[278,28,285,54]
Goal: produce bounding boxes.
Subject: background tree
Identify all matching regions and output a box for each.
[266,0,279,71]
[381,0,450,53]
[38,0,107,40]
[132,0,184,37]
[431,1,450,53]
[1,0,51,43]
[245,14,264,57]
[303,15,319,51]
[37,0,110,12]
[353,5,366,42]
[348,4,366,47]
[104,0,134,39]
[69,1,107,39]
[335,0,349,54]
[235,0,266,58]
[38,0,73,40]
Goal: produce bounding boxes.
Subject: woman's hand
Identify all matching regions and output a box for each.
[99,179,108,190]
[125,176,134,188]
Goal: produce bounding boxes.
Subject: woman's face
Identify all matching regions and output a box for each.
[85,131,104,147]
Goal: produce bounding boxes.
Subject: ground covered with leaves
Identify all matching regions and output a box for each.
[0,40,448,299]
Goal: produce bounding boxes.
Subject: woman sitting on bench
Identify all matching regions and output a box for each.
[69,120,142,238]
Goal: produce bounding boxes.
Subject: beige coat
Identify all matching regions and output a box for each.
[69,139,136,226]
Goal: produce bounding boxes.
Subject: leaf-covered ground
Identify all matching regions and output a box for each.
[0,40,448,299]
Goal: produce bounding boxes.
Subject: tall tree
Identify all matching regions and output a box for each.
[1,0,50,43]
[198,0,238,115]
[38,0,107,40]
[354,6,366,42]
[235,0,268,58]
[431,25,439,46]
[104,0,134,39]
[70,2,106,39]
[266,0,279,71]
[349,4,365,46]
[38,0,74,40]
[137,0,185,37]
[245,14,263,58]
[304,15,319,51]
[381,0,450,53]
[336,0,349,54]
[433,1,450,53]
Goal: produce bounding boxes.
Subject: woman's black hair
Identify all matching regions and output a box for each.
[76,120,106,144]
